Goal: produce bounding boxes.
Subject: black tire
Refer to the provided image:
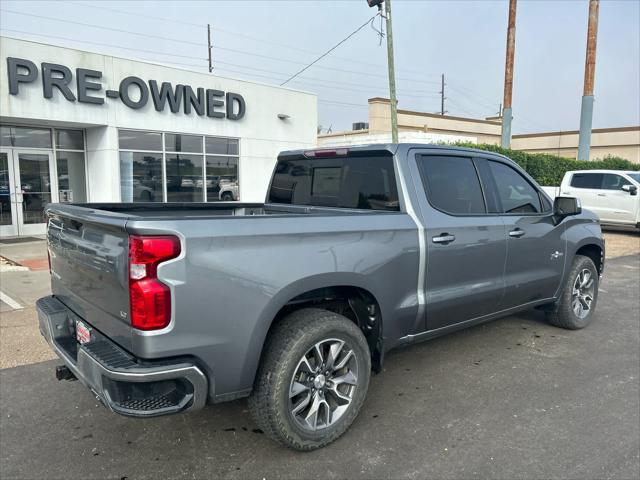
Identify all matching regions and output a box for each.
[221,192,233,201]
[248,308,371,451]
[546,255,599,330]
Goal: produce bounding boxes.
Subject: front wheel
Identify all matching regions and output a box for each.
[248,308,371,450]
[546,254,599,330]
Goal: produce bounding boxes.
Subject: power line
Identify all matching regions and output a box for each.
[0,28,206,61]
[1,8,439,84]
[67,0,205,28]
[319,100,368,109]
[280,13,381,86]
[0,9,203,46]
[280,13,380,86]
[0,28,440,98]
[66,0,439,78]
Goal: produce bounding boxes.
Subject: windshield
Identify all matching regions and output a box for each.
[627,173,640,183]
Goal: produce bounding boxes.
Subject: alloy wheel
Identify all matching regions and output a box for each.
[288,338,359,431]
[572,268,595,319]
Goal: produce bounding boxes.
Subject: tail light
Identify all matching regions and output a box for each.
[128,235,181,330]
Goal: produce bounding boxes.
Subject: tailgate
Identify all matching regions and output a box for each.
[47,205,132,351]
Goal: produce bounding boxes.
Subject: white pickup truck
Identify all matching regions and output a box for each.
[543,170,640,230]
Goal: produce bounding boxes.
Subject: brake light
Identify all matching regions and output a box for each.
[128,235,181,330]
[303,148,349,158]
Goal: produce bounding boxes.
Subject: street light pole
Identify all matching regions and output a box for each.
[501,0,517,149]
[384,0,399,143]
[577,0,600,160]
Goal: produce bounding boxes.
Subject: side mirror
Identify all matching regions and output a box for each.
[622,184,638,196]
[554,196,582,218]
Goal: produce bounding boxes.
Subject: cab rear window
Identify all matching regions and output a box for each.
[268,155,399,211]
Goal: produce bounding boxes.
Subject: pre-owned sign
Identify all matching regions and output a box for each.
[6,57,246,120]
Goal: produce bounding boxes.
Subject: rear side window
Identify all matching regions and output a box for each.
[268,155,399,211]
[571,173,603,189]
[418,155,486,215]
[488,161,542,214]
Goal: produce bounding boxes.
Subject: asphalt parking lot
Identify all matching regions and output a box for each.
[1,239,639,479]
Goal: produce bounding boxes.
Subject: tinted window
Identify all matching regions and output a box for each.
[166,154,204,202]
[206,156,238,202]
[571,173,603,189]
[489,161,541,214]
[118,130,162,151]
[55,129,84,150]
[165,134,203,153]
[268,155,399,211]
[601,173,627,190]
[628,173,640,183]
[418,156,485,214]
[119,152,163,202]
[206,137,239,155]
[0,126,52,148]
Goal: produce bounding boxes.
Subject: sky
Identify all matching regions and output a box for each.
[0,0,638,134]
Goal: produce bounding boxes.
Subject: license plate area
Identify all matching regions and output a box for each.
[75,319,93,345]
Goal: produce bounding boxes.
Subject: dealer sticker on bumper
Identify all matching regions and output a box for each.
[75,320,92,345]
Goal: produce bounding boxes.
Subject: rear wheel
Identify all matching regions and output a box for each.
[546,255,599,330]
[249,308,371,450]
[221,192,233,201]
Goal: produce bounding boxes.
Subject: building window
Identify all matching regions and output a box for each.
[55,129,87,203]
[118,130,239,203]
[0,125,86,205]
[206,137,239,202]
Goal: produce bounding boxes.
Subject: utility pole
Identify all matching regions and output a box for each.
[207,24,213,72]
[384,0,399,143]
[577,0,599,160]
[440,74,446,115]
[501,0,517,149]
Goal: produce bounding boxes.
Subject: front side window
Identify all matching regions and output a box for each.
[418,155,486,215]
[601,173,627,190]
[268,155,399,211]
[489,161,541,214]
[570,173,603,189]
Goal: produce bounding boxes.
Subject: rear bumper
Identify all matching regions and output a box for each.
[37,296,208,418]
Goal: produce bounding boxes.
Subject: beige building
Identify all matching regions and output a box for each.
[511,127,640,163]
[318,97,640,164]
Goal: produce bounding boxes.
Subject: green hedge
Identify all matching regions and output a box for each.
[454,142,640,186]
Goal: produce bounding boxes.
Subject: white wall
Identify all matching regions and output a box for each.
[0,36,318,203]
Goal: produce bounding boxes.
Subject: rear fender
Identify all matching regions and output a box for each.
[239,272,380,388]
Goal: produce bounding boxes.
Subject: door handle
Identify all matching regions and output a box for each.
[509,228,525,238]
[597,193,606,196]
[432,233,456,244]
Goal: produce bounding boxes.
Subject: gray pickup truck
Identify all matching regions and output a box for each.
[38,144,604,450]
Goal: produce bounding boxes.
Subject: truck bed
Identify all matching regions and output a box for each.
[51,202,373,220]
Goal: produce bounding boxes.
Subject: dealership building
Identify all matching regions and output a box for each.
[0,36,317,237]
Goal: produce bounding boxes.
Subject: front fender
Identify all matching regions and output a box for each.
[560,213,605,287]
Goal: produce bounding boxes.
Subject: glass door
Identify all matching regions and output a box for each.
[12,150,57,236]
[0,149,18,237]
